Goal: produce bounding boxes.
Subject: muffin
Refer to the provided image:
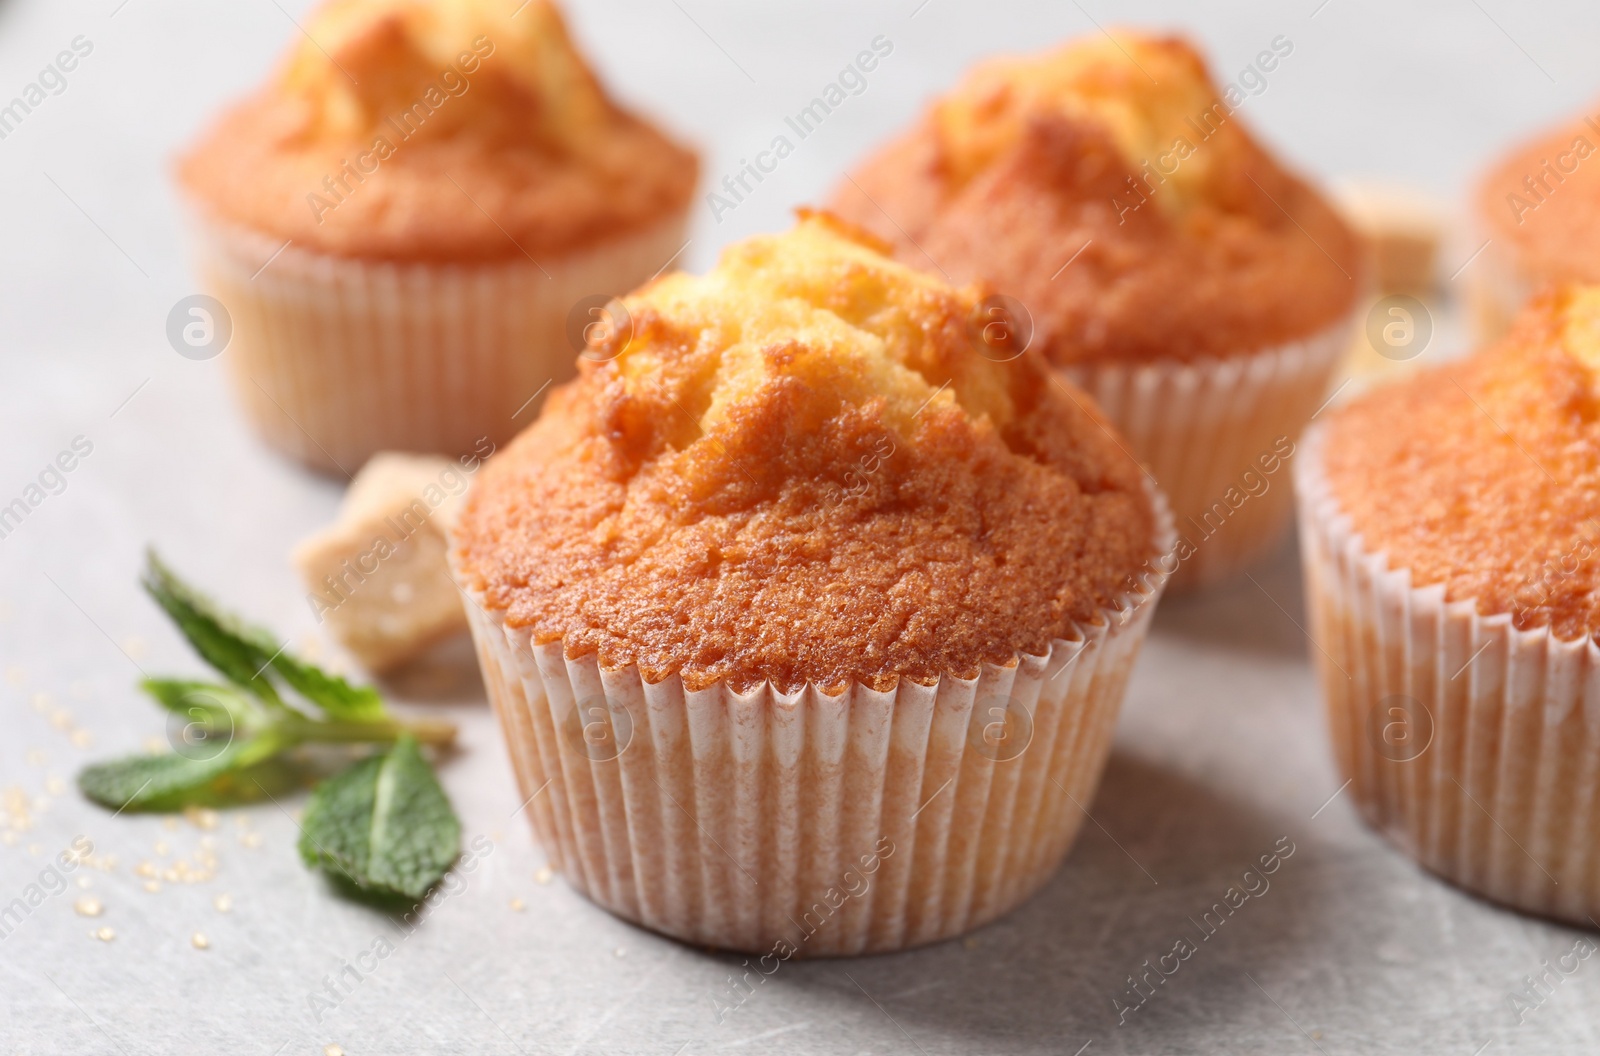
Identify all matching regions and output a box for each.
[1474,107,1600,341]
[451,213,1174,954]
[177,0,697,473]
[830,32,1364,588]
[1297,286,1600,924]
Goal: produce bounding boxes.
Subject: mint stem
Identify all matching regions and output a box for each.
[286,717,457,748]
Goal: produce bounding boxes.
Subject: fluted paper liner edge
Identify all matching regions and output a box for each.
[182,206,688,473]
[1465,217,1538,345]
[1066,307,1357,590]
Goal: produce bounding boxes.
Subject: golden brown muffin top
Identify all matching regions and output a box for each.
[453,213,1161,693]
[1478,110,1600,284]
[829,32,1362,365]
[1323,287,1600,641]
[177,0,697,261]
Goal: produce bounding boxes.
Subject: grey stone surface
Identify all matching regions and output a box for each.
[4,0,1600,1052]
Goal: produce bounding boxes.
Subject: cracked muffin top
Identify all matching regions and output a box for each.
[178,0,696,261]
[830,31,1361,365]
[1322,286,1600,641]
[452,212,1162,693]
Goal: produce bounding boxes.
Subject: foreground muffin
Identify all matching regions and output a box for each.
[831,32,1363,587]
[452,213,1173,954]
[177,0,697,473]
[1298,286,1600,923]
[1474,106,1600,340]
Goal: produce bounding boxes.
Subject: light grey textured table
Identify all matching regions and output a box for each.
[5,1,1600,1053]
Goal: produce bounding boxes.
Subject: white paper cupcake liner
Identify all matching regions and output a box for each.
[183,209,688,474]
[456,484,1174,955]
[1296,426,1600,924]
[1064,307,1358,590]
[1466,224,1539,345]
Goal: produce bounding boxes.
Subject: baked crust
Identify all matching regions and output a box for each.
[453,213,1159,693]
[177,0,697,262]
[1478,112,1600,285]
[1323,287,1600,641]
[829,33,1361,365]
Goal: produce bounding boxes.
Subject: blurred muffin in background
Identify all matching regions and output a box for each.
[452,213,1173,954]
[1474,105,1600,342]
[1297,285,1600,924]
[177,0,696,474]
[831,31,1364,587]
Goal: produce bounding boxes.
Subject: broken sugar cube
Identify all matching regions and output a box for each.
[1333,180,1447,295]
[293,452,475,673]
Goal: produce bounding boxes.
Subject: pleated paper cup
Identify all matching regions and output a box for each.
[1297,426,1600,925]
[456,486,1174,956]
[183,210,688,475]
[1065,308,1358,590]
[1466,231,1539,345]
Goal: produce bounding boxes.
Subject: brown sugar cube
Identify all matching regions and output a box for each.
[293,453,473,673]
[1333,180,1448,294]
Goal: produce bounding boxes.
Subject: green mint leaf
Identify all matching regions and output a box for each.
[143,551,387,723]
[140,679,251,718]
[268,653,387,723]
[140,679,247,761]
[297,735,461,902]
[142,552,285,707]
[77,735,277,812]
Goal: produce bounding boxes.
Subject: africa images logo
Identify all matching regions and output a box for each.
[0,36,94,141]
[706,35,894,222]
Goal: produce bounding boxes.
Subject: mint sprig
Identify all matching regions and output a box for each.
[78,552,462,900]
